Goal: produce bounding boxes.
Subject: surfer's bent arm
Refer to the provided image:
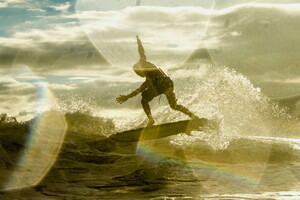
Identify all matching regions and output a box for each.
[128,81,148,98]
[116,81,148,104]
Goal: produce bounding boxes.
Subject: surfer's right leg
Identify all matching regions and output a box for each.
[165,89,199,119]
[141,88,158,126]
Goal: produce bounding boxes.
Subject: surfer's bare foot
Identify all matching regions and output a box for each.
[185,130,192,136]
[147,119,155,126]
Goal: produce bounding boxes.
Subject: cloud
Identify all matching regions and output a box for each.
[0,72,80,120]
[0,25,110,74]
[76,3,300,67]
[48,2,71,13]
[68,77,92,80]
[0,75,34,91]
[0,0,27,8]
[0,75,37,118]
[0,6,213,73]
[45,82,74,91]
[1,3,300,83]
[27,8,46,13]
[184,4,300,80]
[76,6,219,66]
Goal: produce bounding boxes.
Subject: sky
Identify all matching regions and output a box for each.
[0,0,300,120]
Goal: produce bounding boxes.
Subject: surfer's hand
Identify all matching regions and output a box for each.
[116,95,129,104]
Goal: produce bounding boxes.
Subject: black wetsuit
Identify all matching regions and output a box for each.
[142,67,173,101]
[139,62,195,119]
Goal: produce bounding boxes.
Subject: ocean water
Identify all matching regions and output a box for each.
[0,63,300,199]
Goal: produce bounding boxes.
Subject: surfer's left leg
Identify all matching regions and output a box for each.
[165,89,199,119]
[141,98,155,126]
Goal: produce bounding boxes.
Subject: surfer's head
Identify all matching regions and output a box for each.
[133,61,145,77]
[133,59,157,77]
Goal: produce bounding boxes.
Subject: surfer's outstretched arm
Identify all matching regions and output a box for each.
[116,81,148,104]
[136,35,146,60]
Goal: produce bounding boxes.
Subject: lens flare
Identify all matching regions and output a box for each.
[76,0,215,67]
[2,69,67,191]
[136,139,259,189]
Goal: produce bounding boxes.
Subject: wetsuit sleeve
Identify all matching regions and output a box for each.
[136,35,147,60]
[127,81,148,98]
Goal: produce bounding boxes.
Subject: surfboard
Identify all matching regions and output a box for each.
[110,118,210,142]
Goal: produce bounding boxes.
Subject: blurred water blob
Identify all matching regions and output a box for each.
[2,68,67,191]
[76,0,215,66]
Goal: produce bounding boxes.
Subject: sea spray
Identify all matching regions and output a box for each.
[152,62,299,138]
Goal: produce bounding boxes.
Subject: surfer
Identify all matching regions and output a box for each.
[116,35,199,126]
